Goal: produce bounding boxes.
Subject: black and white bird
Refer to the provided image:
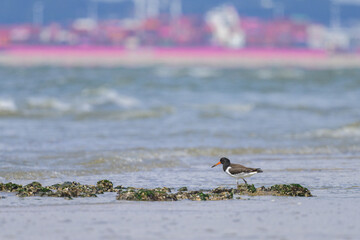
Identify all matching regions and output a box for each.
[211,157,263,187]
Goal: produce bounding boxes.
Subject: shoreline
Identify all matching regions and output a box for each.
[1,46,360,68]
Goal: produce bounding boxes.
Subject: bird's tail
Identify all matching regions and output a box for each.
[256,168,263,173]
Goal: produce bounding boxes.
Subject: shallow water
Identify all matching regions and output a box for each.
[0,66,360,239]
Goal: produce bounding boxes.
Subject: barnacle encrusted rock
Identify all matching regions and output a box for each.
[17,182,51,197]
[177,187,188,192]
[235,183,312,197]
[269,184,312,197]
[125,188,175,201]
[96,180,115,192]
[116,187,234,201]
[0,181,312,200]
[0,182,23,192]
[2,179,116,199]
[49,181,98,198]
[116,187,176,201]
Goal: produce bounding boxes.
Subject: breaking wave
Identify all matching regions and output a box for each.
[154,66,220,78]
[82,87,141,108]
[27,97,71,111]
[300,122,360,139]
[187,67,220,78]
[197,103,254,118]
[255,68,305,80]
[0,89,171,120]
[75,106,174,120]
[0,98,17,115]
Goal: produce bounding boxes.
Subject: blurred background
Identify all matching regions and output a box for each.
[0,0,360,51]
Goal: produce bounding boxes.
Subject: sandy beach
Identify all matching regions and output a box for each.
[1,46,360,68]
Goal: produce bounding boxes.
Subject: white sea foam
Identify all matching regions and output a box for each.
[76,106,174,120]
[154,67,181,77]
[256,69,274,80]
[197,103,254,118]
[0,98,17,113]
[75,103,93,112]
[300,122,360,138]
[82,88,141,108]
[256,68,304,80]
[221,103,255,113]
[27,97,71,111]
[311,127,360,138]
[187,67,219,78]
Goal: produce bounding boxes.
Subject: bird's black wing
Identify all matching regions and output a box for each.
[229,164,262,174]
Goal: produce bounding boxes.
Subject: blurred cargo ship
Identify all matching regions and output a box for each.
[0,3,359,67]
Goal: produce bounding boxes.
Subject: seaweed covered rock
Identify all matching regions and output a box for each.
[96,180,114,192]
[235,184,258,194]
[0,182,22,192]
[0,181,312,200]
[17,182,52,197]
[0,181,116,199]
[117,187,176,201]
[176,188,233,201]
[49,182,97,198]
[116,187,233,201]
[175,191,210,201]
[177,187,188,192]
[234,183,312,197]
[210,191,233,200]
[210,187,234,200]
[269,184,312,197]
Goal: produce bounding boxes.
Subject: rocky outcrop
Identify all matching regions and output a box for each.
[0,180,312,200]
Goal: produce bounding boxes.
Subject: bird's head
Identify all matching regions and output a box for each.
[211,157,230,168]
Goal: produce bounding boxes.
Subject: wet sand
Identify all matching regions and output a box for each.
[1,196,359,240]
[1,46,360,68]
[1,156,360,240]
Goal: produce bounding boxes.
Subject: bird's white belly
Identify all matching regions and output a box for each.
[225,168,257,179]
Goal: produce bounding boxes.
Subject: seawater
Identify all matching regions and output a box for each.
[0,66,360,181]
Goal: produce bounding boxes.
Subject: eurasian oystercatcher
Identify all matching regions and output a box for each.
[211,157,263,186]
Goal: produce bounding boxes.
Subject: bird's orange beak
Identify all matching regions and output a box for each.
[211,161,221,168]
